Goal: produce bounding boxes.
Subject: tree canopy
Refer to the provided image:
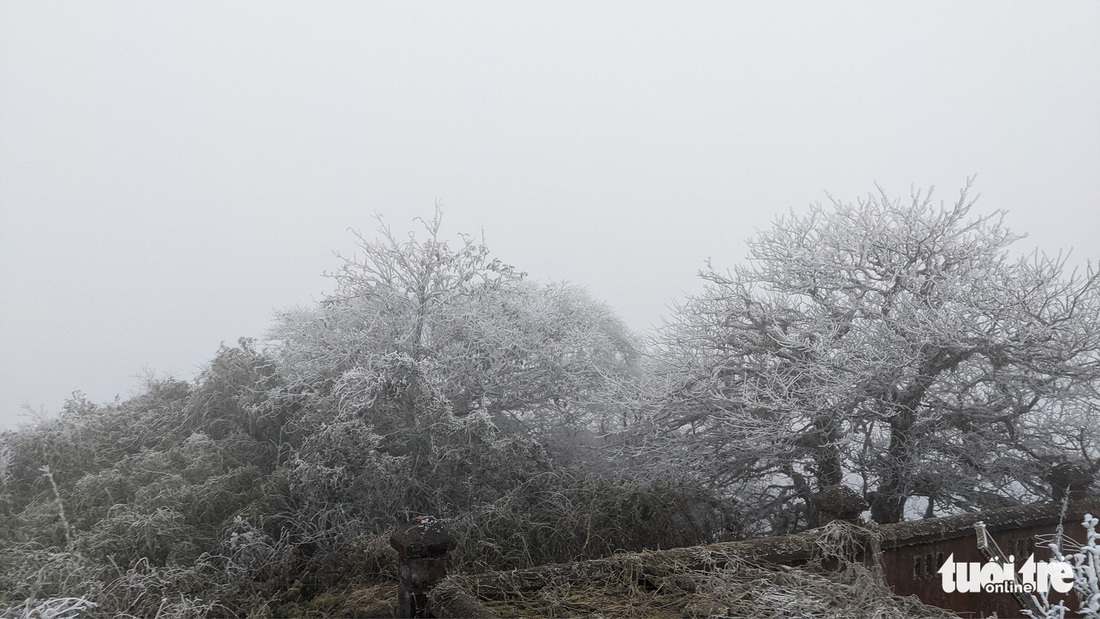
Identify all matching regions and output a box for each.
[0,208,727,617]
[268,208,640,448]
[656,180,1100,528]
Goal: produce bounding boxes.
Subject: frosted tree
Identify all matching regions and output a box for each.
[267,207,641,518]
[657,180,1100,528]
[269,206,639,439]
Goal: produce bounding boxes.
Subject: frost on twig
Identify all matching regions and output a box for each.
[1028,514,1100,619]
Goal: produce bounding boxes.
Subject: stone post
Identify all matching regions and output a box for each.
[390,516,456,618]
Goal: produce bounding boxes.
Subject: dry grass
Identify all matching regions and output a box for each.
[293,582,397,618]
[433,521,962,619]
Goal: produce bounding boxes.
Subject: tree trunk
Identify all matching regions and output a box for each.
[871,399,917,524]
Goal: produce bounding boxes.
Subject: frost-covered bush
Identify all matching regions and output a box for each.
[0,211,735,616]
[449,469,738,571]
[1031,513,1100,619]
[0,596,97,619]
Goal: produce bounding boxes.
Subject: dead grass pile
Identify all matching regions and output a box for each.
[431,521,960,619]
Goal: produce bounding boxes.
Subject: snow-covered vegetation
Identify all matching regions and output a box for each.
[1,187,1096,616]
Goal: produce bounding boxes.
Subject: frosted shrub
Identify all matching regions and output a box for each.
[1029,514,1100,619]
[1,596,96,619]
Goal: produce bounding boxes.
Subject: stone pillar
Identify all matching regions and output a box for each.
[390,516,456,618]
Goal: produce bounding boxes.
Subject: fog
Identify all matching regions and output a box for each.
[1,1,1097,428]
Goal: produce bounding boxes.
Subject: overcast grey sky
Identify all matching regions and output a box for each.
[1,2,1097,429]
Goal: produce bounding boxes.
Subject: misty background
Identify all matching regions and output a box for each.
[1,2,1097,430]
